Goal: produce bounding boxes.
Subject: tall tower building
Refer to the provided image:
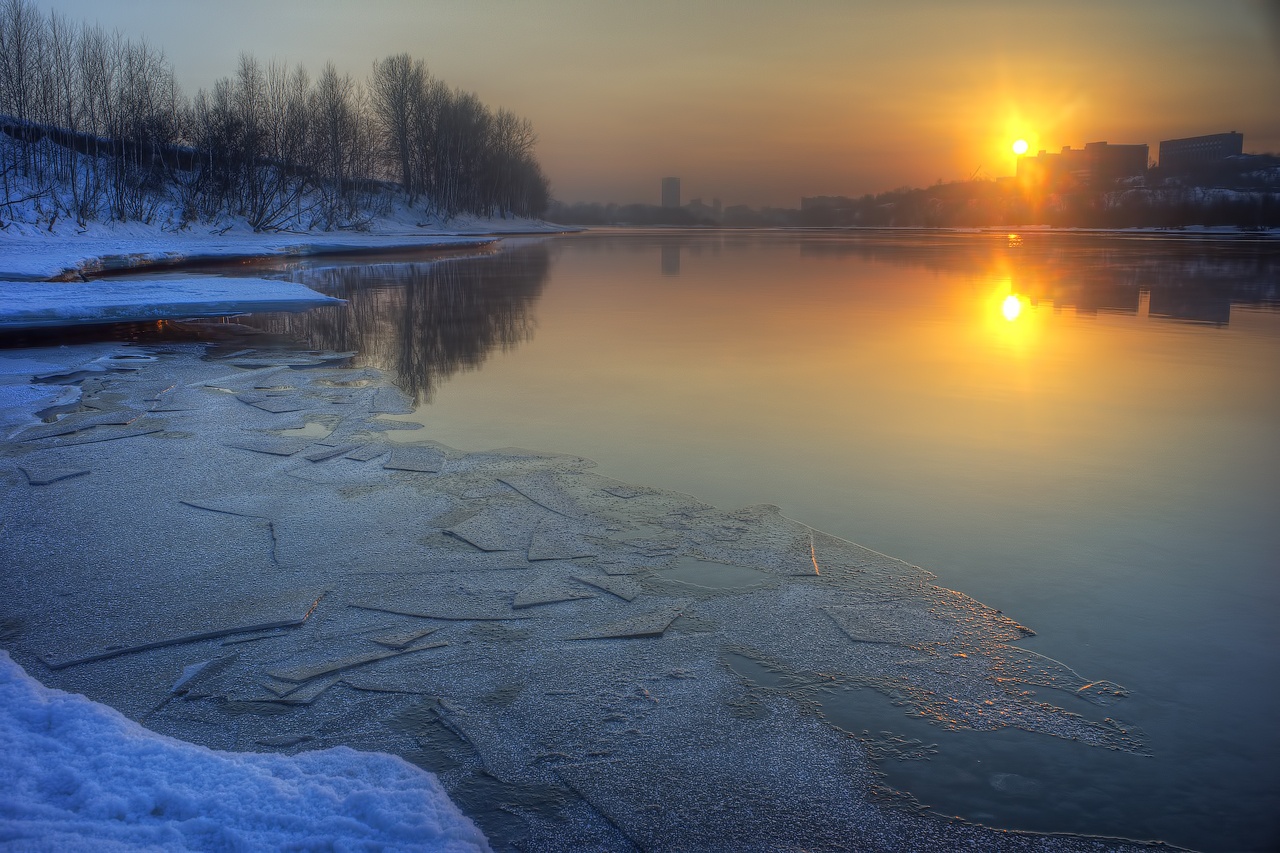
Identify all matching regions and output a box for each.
[661,177,681,209]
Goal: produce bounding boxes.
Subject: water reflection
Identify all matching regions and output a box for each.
[1001,294,1023,321]
[791,231,1279,326]
[388,232,1279,850]
[240,244,550,402]
[661,243,681,276]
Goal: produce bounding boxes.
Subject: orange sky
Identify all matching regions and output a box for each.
[39,0,1280,206]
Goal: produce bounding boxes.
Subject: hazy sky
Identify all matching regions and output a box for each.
[32,0,1280,207]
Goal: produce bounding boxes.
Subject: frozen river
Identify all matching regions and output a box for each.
[4,229,1278,851]
[248,230,1278,851]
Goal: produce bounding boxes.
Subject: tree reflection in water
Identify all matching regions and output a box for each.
[243,244,550,403]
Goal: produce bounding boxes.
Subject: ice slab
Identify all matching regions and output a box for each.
[28,423,162,447]
[600,483,650,499]
[657,557,770,591]
[200,366,289,391]
[370,626,441,650]
[169,655,239,696]
[345,443,390,462]
[512,579,597,609]
[551,715,872,853]
[302,443,363,462]
[570,601,690,640]
[16,409,145,441]
[180,495,279,519]
[345,444,389,462]
[447,508,545,552]
[527,517,600,561]
[45,592,326,670]
[371,386,415,414]
[0,279,343,329]
[255,734,314,748]
[268,642,447,684]
[572,574,641,602]
[991,645,1130,706]
[232,674,344,705]
[17,464,90,486]
[224,437,313,456]
[237,393,307,414]
[350,602,532,622]
[383,446,445,473]
[498,472,588,518]
[227,353,350,368]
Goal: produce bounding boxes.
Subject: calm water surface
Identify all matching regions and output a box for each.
[250,231,1279,852]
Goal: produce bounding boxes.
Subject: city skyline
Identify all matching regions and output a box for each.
[22,0,1280,207]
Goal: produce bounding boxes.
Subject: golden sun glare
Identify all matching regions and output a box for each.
[1012,139,1030,156]
[1002,294,1023,321]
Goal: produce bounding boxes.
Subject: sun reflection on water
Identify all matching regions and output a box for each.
[1002,294,1023,321]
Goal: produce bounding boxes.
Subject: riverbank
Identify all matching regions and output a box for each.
[0,208,572,281]
[0,336,1174,852]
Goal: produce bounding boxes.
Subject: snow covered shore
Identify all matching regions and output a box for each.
[0,652,491,852]
[0,279,344,330]
[0,212,567,281]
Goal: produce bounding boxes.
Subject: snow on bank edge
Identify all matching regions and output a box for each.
[0,279,344,330]
[0,652,491,852]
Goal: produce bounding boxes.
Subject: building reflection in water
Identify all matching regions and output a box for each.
[796,232,1279,327]
[661,243,681,276]
[241,244,550,403]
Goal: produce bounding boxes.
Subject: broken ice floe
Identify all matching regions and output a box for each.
[824,598,960,649]
[22,423,163,448]
[199,365,290,391]
[268,642,447,684]
[572,574,641,602]
[224,437,313,456]
[527,517,599,561]
[180,495,279,519]
[498,472,590,518]
[169,655,239,697]
[344,443,390,462]
[570,601,690,640]
[43,592,325,670]
[350,602,532,622]
[302,443,363,462]
[383,446,444,473]
[16,408,146,441]
[370,626,441,650]
[0,343,1156,852]
[447,505,548,552]
[512,578,597,609]
[236,393,307,414]
[370,385,415,414]
[17,464,91,486]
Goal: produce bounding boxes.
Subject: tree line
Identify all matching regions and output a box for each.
[0,0,549,230]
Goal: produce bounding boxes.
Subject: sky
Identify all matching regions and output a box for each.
[31,0,1280,207]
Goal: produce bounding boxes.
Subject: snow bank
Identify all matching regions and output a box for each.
[0,652,491,852]
[0,202,566,281]
[0,279,343,329]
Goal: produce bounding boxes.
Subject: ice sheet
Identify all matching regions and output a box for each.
[0,279,343,329]
[0,343,1155,853]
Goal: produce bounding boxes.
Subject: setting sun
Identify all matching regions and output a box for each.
[1012,139,1029,156]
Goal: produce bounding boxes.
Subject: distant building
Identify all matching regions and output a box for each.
[1086,141,1148,183]
[1158,132,1244,173]
[1017,141,1147,188]
[661,177,681,209]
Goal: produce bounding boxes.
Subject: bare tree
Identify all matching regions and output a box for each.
[1,0,551,228]
[371,53,426,202]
